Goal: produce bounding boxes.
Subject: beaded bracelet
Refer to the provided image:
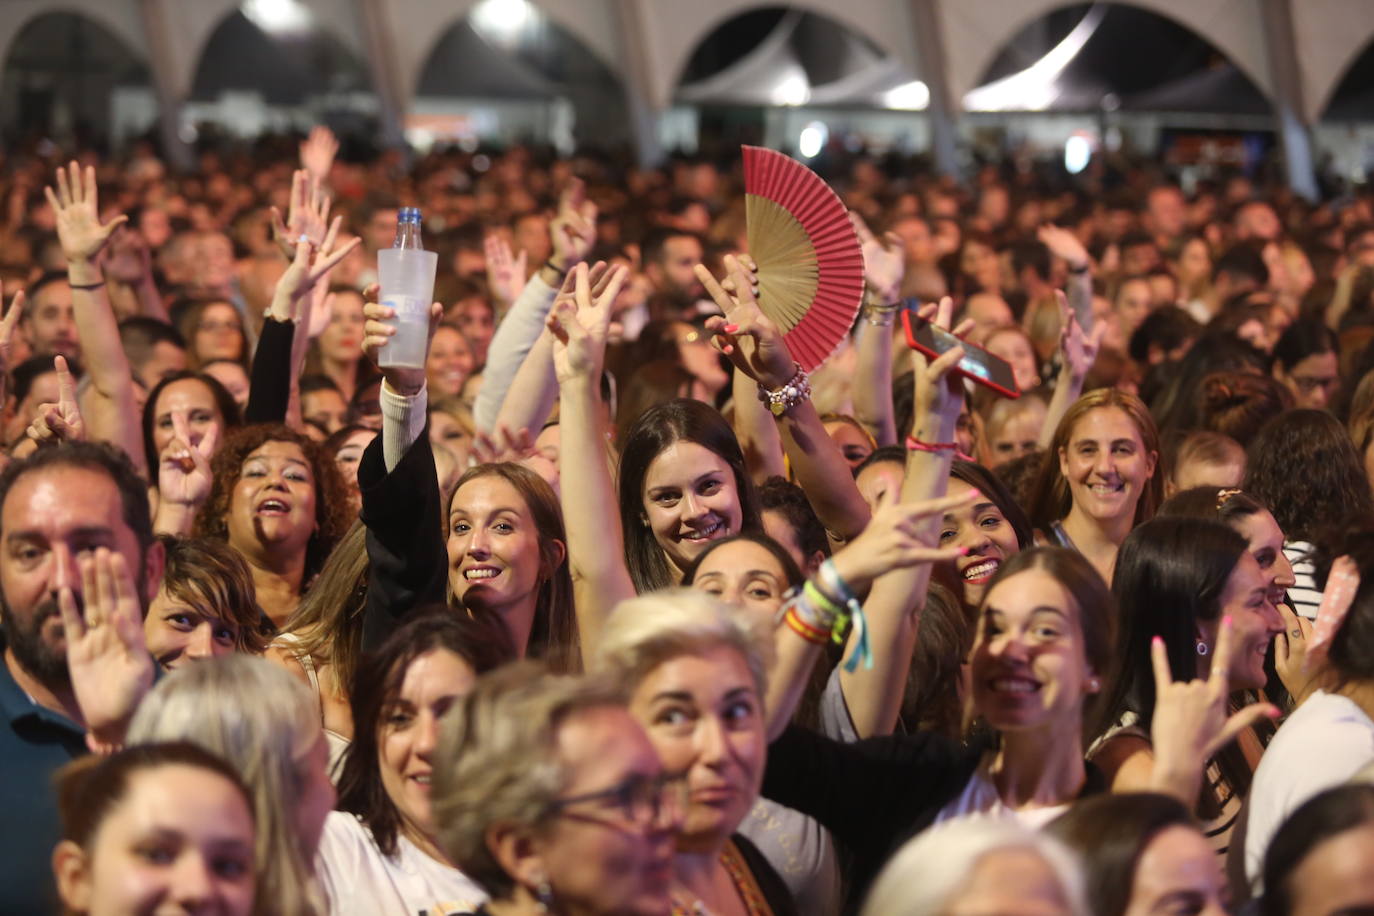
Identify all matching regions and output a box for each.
[757,363,811,417]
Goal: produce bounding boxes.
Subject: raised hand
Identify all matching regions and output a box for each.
[0,290,25,383]
[471,423,537,465]
[362,282,444,395]
[549,178,597,270]
[910,296,975,434]
[1057,291,1106,381]
[547,262,627,384]
[828,487,974,591]
[270,169,333,261]
[1148,618,1279,800]
[1037,223,1090,273]
[299,125,338,183]
[268,219,360,321]
[696,254,796,390]
[46,161,127,265]
[157,410,219,508]
[59,548,154,748]
[485,233,528,307]
[851,212,904,303]
[26,356,85,446]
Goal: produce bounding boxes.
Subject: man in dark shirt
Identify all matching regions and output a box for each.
[0,442,163,913]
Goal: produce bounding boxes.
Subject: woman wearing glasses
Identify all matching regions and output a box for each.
[592,590,797,916]
[432,663,684,916]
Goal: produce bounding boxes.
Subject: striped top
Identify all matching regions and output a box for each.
[1284,540,1322,620]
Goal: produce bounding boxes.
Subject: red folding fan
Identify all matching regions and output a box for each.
[743,145,864,371]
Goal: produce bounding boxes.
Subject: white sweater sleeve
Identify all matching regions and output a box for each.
[380,380,428,473]
[474,273,560,432]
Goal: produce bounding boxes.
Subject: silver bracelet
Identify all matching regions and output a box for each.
[757,362,811,417]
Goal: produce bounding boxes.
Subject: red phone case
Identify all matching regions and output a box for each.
[901,310,1021,399]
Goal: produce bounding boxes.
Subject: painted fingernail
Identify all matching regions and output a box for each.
[1267,706,1281,718]
[957,546,970,556]
[1152,635,1163,647]
[1223,615,1233,626]
[723,344,735,355]
[723,323,740,334]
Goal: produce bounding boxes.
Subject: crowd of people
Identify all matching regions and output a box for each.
[3,126,1374,916]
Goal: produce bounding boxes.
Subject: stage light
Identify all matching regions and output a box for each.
[241,0,312,34]
[1064,134,1092,174]
[772,73,810,107]
[883,81,929,111]
[471,0,534,46]
[798,121,827,158]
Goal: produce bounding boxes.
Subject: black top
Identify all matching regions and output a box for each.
[357,425,447,651]
[463,834,795,916]
[244,316,294,424]
[762,725,1106,912]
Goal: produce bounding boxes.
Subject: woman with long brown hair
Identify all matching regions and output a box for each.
[1028,388,1162,584]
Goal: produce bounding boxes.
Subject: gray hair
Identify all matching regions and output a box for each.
[861,818,1089,916]
[126,655,323,916]
[591,589,773,695]
[431,662,627,901]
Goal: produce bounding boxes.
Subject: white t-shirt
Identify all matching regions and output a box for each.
[316,811,488,916]
[1243,691,1374,891]
[931,761,1071,832]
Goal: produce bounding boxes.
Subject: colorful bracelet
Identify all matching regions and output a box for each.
[904,435,958,454]
[784,604,832,645]
[757,363,811,417]
[818,560,872,672]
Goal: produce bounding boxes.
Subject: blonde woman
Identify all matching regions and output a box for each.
[126,655,336,916]
[267,520,369,774]
[432,663,681,916]
[592,591,796,916]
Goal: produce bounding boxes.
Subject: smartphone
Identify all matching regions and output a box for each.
[901,304,1020,399]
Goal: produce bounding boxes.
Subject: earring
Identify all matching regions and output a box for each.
[1087,676,1100,691]
[536,880,554,913]
[1195,640,1209,656]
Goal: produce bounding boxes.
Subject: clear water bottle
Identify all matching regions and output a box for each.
[377,206,438,370]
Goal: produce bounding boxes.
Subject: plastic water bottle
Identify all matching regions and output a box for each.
[377,207,437,369]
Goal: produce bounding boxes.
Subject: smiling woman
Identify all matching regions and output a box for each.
[1093,517,1283,856]
[618,399,762,594]
[445,462,575,667]
[144,535,267,671]
[321,609,513,916]
[194,424,353,629]
[1028,388,1161,585]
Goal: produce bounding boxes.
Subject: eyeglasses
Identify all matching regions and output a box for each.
[546,771,687,829]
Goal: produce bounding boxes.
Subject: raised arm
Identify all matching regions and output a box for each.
[831,298,976,737]
[1040,292,1106,450]
[697,255,871,541]
[492,263,610,437]
[1038,224,1094,331]
[475,179,596,432]
[763,488,968,739]
[850,213,903,446]
[357,285,447,649]
[45,162,144,475]
[548,263,635,654]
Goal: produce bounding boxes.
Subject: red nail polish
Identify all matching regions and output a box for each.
[724,323,739,334]
[958,546,970,556]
